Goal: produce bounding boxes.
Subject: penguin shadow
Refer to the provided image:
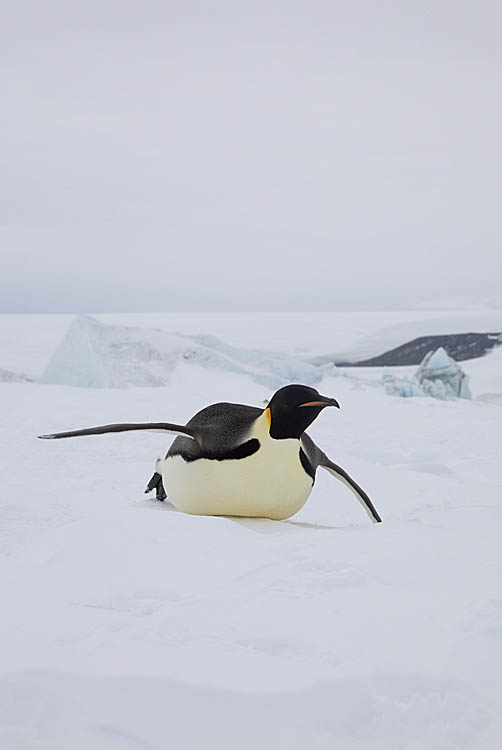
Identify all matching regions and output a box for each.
[286,520,339,531]
[140,497,178,512]
[229,518,339,534]
[140,497,339,530]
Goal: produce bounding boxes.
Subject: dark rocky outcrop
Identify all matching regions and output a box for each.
[340,332,502,367]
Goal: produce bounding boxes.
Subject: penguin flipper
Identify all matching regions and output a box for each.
[319,453,382,524]
[38,422,199,442]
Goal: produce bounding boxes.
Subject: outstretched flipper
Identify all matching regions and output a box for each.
[38,422,198,441]
[319,453,381,523]
[301,434,382,523]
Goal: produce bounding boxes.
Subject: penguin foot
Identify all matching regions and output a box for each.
[144,472,167,502]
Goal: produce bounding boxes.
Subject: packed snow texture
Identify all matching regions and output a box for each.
[383,347,472,400]
[39,315,323,390]
[1,312,502,749]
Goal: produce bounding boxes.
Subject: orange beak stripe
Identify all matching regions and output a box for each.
[299,400,329,407]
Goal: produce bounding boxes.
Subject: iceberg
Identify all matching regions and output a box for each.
[382,369,423,398]
[415,347,471,399]
[39,315,323,390]
[383,347,471,400]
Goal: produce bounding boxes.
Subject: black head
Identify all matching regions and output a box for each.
[266,384,340,439]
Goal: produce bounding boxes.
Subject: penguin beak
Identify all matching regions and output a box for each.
[299,397,340,409]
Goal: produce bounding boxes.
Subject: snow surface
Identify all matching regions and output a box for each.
[1,312,502,749]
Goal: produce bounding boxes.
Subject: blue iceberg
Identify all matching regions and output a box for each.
[39,315,323,390]
[383,347,471,400]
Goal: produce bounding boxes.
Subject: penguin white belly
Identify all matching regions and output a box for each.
[161,436,313,521]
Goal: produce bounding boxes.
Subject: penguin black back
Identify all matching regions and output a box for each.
[168,402,262,462]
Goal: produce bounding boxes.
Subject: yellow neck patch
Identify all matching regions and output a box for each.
[265,407,271,431]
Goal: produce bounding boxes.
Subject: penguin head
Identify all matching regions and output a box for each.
[266,384,340,439]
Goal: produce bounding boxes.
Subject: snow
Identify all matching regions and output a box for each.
[39,315,322,390]
[461,345,502,399]
[383,347,472,400]
[1,312,502,749]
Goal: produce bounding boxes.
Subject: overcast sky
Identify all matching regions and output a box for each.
[2,1,501,313]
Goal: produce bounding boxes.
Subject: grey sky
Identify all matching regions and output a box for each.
[2,1,501,312]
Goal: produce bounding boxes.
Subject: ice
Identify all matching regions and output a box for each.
[416,346,472,399]
[2,309,501,379]
[0,367,33,383]
[382,369,423,398]
[383,347,472,400]
[39,315,322,390]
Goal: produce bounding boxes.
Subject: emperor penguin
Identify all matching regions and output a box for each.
[39,384,382,523]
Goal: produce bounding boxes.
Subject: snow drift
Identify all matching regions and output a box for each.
[39,315,323,390]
